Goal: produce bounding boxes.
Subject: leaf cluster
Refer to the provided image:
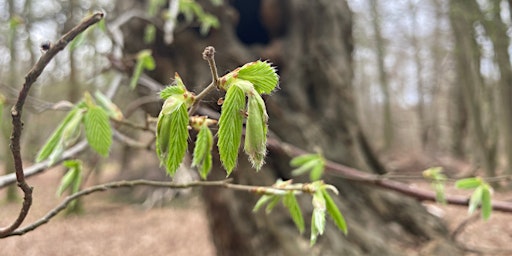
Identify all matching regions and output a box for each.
[36,92,115,164]
[253,180,347,246]
[455,177,493,220]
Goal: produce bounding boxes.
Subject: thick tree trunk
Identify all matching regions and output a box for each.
[120,0,461,255]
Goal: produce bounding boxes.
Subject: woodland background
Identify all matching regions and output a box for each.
[1,0,512,255]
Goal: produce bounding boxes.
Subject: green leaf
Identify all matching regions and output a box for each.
[283,192,305,234]
[36,108,83,162]
[265,195,281,214]
[94,91,124,121]
[157,103,189,176]
[309,162,324,181]
[468,185,483,215]
[160,86,186,100]
[144,25,156,44]
[84,106,112,157]
[129,50,155,90]
[310,188,326,245]
[481,185,492,220]
[57,160,82,196]
[253,194,274,212]
[193,124,214,179]
[434,183,446,204]
[455,177,483,189]
[290,154,320,167]
[291,159,321,177]
[310,207,326,246]
[244,94,268,170]
[321,188,347,235]
[237,60,279,94]
[218,84,246,175]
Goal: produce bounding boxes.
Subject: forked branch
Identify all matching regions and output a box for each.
[0,12,104,238]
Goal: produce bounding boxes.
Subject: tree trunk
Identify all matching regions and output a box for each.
[119,0,461,255]
[369,0,393,150]
[449,0,498,180]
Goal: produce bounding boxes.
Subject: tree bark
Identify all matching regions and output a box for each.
[119,0,461,255]
[369,0,394,150]
[449,0,498,180]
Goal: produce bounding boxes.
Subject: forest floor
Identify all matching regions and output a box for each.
[1,154,512,256]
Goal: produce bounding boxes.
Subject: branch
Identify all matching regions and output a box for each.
[266,137,512,213]
[0,12,104,238]
[189,46,220,115]
[5,178,313,237]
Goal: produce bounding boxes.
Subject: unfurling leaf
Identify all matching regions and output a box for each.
[57,160,83,196]
[218,84,246,175]
[468,185,483,215]
[290,153,325,181]
[156,103,189,176]
[193,124,214,179]
[95,91,124,121]
[129,50,156,89]
[36,107,84,163]
[290,153,320,167]
[310,189,326,245]
[237,60,279,94]
[253,195,274,212]
[455,177,482,189]
[244,93,268,170]
[481,185,492,220]
[84,106,112,157]
[283,192,305,234]
[321,188,347,235]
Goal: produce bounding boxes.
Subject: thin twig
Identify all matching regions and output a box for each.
[0,12,104,238]
[266,136,512,213]
[189,46,220,115]
[5,178,318,237]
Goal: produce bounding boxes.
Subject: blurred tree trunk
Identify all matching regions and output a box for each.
[369,0,393,150]
[4,0,19,202]
[409,0,428,150]
[120,0,461,255]
[479,0,512,176]
[449,0,498,179]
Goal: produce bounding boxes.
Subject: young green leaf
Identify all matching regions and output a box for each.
[57,160,82,196]
[291,159,321,177]
[283,192,305,234]
[310,163,325,181]
[84,105,112,157]
[36,108,83,162]
[193,124,214,179]
[129,50,156,89]
[434,183,446,204]
[253,194,275,212]
[160,85,186,100]
[156,112,172,158]
[218,84,246,175]
[265,195,281,214]
[157,103,189,176]
[237,61,279,94]
[244,94,268,170]
[468,185,483,215]
[321,187,347,235]
[455,177,482,189]
[94,91,124,121]
[310,188,327,245]
[290,153,320,167]
[481,185,492,220]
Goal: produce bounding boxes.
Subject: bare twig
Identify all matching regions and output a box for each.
[266,137,512,213]
[0,12,104,238]
[5,178,317,237]
[189,46,220,115]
